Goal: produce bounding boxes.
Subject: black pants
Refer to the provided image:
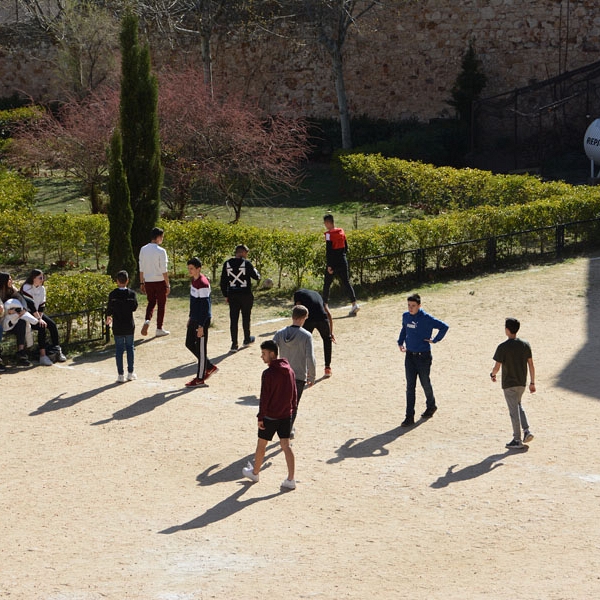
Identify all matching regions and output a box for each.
[303,318,332,368]
[228,292,254,345]
[33,315,60,350]
[323,259,356,304]
[185,319,214,377]
[5,319,27,347]
[292,378,306,428]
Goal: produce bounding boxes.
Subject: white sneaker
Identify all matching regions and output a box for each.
[281,478,296,490]
[242,462,259,482]
[155,329,170,337]
[349,304,360,316]
[39,355,54,366]
[127,372,137,381]
[117,374,126,383]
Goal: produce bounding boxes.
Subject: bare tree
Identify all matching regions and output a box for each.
[273,0,381,150]
[17,0,119,98]
[8,85,119,213]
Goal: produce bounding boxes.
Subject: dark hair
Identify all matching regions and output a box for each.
[260,340,278,356]
[505,317,520,334]
[323,214,334,223]
[0,272,13,302]
[407,293,421,304]
[292,305,309,319]
[187,257,202,268]
[116,270,129,284]
[24,268,44,286]
[235,244,249,254]
[150,227,164,240]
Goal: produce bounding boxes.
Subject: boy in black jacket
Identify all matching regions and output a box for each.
[106,270,139,383]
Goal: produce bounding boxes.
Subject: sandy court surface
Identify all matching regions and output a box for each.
[1,255,600,599]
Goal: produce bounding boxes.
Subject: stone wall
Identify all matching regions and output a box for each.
[1,0,599,121]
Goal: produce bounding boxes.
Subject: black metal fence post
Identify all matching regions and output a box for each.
[555,224,565,259]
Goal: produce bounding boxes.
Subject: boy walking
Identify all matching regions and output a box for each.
[184,257,218,387]
[322,214,360,316]
[139,227,170,337]
[273,304,316,434]
[106,270,138,383]
[490,317,536,449]
[242,340,297,490]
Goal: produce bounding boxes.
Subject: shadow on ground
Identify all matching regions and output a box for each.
[556,256,600,400]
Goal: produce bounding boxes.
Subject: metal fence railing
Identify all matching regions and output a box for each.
[1,306,108,357]
[352,217,600,284]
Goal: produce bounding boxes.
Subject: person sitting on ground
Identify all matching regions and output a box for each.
[20,269,66,364]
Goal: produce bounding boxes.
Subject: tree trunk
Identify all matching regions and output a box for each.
[331,47,352,150]
[200,30,213,97]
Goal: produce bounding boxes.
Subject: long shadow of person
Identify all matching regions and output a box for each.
[236,394,259,406]
[158,483,284,533]
[91,388,193,425]
[159,351,232,381]
[196,443,282,486]
[327,425,417,464]
[430,451,519,488]
[29,382,120,416]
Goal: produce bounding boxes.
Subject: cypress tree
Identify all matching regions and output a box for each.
[119,10,163,272]
[107,129,136,279]
[448,40,488,125]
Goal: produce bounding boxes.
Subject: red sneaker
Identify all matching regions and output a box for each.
[204,365,219,380]
[185,377,205,387]
[324,367,332,378]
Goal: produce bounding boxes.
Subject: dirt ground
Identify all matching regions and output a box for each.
[2,255,600,600]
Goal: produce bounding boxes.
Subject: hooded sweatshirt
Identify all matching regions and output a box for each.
[273,325,316,384]
[257,358,298,421]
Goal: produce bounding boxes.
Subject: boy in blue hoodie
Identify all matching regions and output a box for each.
[398,293,449,427]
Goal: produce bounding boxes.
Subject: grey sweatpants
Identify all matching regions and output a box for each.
[503,386,530,442]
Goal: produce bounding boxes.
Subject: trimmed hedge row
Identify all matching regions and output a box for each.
[3,185,600,292]
[335,153,578,214]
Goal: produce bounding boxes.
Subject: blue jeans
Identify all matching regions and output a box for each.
[404,351,435,418]
[114,334,134,375]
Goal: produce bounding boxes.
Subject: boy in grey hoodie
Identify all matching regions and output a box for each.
[273,305,316,430]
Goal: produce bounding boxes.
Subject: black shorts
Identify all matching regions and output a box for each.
[258,417,292,441]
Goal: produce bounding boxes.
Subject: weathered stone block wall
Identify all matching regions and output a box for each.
[1,0,599,121]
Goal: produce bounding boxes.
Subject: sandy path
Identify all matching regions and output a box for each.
[1,256,599,599]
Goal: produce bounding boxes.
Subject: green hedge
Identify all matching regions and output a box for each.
[335,153,578,214]
[0,168,36,211]
[2,160,600,295]
[0,105,44,139]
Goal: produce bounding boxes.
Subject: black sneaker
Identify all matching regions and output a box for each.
[421,406,438,419]
[505,439,525,450]
[523,430,534,443]
[243,336,255,346]
[401,417,415,427]
[229,344,239,353]
[16,351,32,367]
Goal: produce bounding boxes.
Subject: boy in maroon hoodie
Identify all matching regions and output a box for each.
[243,340,298,489]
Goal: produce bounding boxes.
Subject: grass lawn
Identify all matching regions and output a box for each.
[32,163,422,232]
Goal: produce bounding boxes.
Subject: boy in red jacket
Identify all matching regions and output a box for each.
[243,340,298,489]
